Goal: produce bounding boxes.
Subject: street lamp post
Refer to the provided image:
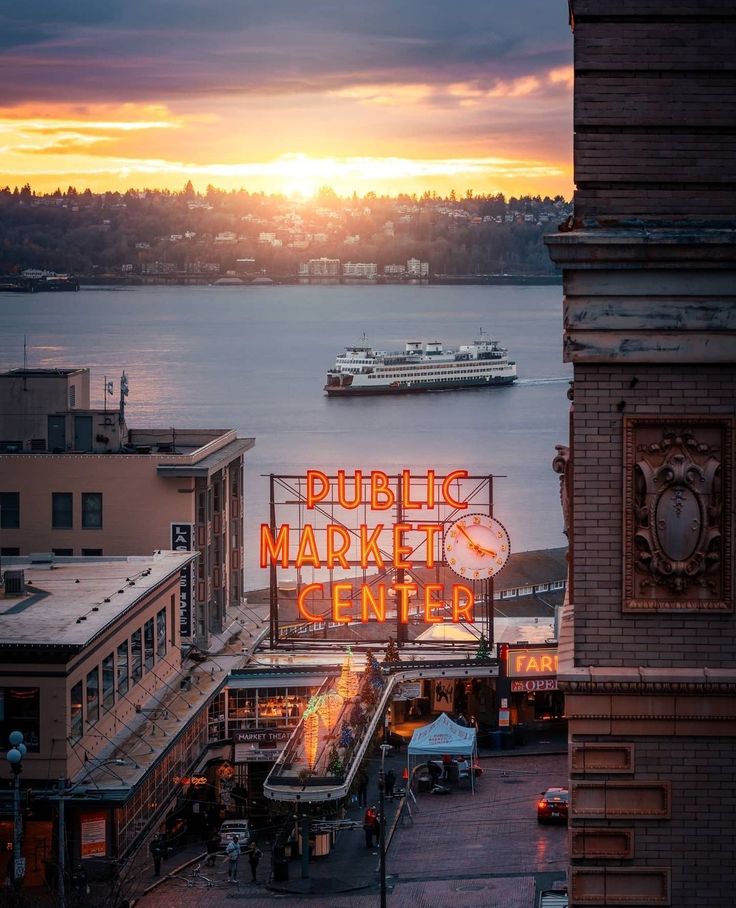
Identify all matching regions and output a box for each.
[6,730,27,888]
[378,743,392,908]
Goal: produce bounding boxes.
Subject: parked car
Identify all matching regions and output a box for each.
[218,819,252,848]
[537,787,569,824]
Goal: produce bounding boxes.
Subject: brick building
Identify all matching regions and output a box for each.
[546,2,736,906]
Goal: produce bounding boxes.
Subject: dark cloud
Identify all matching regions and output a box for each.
[1,1,570,104]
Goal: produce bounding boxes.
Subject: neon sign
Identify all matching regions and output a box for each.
[262,469,508,627]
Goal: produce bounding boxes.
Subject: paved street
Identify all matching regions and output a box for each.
[135,752,567,908]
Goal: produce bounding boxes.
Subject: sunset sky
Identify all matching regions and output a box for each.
[1,1,573,198]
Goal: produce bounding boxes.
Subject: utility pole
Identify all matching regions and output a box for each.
[58,778,67,908]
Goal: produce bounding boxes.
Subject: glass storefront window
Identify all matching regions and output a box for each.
[131,629,143,683]
[70,682,83,742]
[0,687,41,752]
[102,653,115,712]
[86,667,99,726]
[144,618,155,671]
[117,641,129,696]
[156,608,166,658]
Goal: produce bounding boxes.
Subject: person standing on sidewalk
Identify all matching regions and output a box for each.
[246,842,262,882]
[224,835,241,883]
[363,806,377,847]
[385,769,396,799]
[149,834,166,877]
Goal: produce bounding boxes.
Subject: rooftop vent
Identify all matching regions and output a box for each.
[4,570,25,597]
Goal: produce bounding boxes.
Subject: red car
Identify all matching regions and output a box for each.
[537,787,568,824]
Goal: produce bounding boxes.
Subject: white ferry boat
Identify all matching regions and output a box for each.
[324,332,517,396]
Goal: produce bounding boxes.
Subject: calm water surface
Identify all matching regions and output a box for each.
[0,284,571,585]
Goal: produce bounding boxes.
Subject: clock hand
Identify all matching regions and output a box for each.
[456,523,497,557]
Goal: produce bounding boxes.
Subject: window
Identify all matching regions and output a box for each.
[86,667,99,726]
[0,547,20,556]
[69,385,76,408]
[144,618,155,671]
[550,581,565,591]
[157,608,167,658]
[117,641,129,696]
[131,629,142,683]
[52,548,73,556]
[102,653,115,712]
[82,549,103,557]
[81,493,102,528]
[0,492,20,528]
[52,492,73,529]
[0,687,40,753]
[518,585,533,597]
[70,682,83,741]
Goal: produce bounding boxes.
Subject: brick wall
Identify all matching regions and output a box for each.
[572,363,736,667]
[571,733,736,906]
[571,1,736,223]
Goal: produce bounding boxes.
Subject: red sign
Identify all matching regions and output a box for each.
[511,679,558,693]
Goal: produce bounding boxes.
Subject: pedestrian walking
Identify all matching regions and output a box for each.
[456,713,468,727]
[363,806,377,848]
[385,769,396,799]
[224,835,241,882]
[149,834,166,877]
[247,842,262,882]
[357,767,369,807]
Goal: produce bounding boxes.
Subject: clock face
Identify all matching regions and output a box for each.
[444,513,511,580]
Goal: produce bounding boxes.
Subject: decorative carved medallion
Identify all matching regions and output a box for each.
[623,418,732,612]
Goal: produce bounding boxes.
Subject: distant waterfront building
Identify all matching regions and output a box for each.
[384,263,407,276]
[342,261,378,279]
[141,261,176,275]
[299,257,340,278]
[407,257,429,277]
[0,367,254,646]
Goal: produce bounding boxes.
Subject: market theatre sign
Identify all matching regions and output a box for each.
[507,645,558,692]
[234,728,291,763]
[260,470,510,626]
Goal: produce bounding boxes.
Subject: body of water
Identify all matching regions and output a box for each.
[0,284,571,586]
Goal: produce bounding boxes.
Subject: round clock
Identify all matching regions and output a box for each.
[444,513,511,580]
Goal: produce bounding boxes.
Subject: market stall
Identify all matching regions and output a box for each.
[406,712,478,794]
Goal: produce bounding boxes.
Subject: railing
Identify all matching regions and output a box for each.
[264,656,497,802]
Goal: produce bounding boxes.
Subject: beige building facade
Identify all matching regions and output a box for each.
[547,2,736,906]
[0,553,207,877]
[0,368,255,645]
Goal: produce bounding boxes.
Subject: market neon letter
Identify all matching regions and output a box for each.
[359,524,385,570]
[423,583,445,623]
[337,470,362,509]
[417,523,442,568]
[361,585,386,622]
[326,525,351,569]
[370,471,395,510]
[393,523,413,569]
[395,583,417,623]
[332,583,353,623]
[298,583,323,621]
[452,584,474,622]
[306,470,330,508]
[401,469,422,510]
[441,470,469,509]
[295,524,321,568]
[260,523,290,568]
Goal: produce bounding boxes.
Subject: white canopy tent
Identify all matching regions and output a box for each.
[407,712,478,794]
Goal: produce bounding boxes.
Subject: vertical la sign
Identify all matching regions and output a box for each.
[171,523,194,638]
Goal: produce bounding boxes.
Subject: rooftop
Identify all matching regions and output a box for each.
[0,552,196,650]
[0,367,85,377]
